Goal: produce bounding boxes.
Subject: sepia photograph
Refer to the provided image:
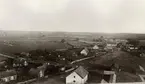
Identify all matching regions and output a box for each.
[0,0,145,84]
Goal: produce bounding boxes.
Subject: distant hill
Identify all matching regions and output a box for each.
[0,31,145,40]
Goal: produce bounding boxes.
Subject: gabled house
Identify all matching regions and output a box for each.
[92,45,99,50]
[0,70,17,82]
[29,64,47,78]
[66,66,89,84]
[80,48,89,56]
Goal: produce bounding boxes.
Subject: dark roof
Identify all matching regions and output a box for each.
[0,70,17,78]
[74,66,88,78]
[88,64,113,71]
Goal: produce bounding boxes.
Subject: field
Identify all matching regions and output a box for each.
[0,40,73,54]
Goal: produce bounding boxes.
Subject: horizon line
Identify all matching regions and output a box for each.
[0,29,145,34]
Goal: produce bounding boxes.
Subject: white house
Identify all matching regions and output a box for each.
[66,66,89,84]
[80,48,89,56]
[92,45,99,50]
[0,70,17,82]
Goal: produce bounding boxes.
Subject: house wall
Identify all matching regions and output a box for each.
[66,72,83,84]
[38,70,44,78]
[11,75,17,81]
[107,74,116,83]
[82,75,88,84]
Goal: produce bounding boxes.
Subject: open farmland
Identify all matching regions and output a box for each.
[0,39,73,54]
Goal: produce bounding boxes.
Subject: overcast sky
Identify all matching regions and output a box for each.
[0,0,145,33]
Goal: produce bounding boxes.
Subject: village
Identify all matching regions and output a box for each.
[0,35,145,84]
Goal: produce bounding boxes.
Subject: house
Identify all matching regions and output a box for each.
[0,70,17,82]
[66,66,89,84]
[20,52,30,57]
[126,43,138,52]
[29,64,47,78]
[80,48,89,56]
[13,58,28,67]
[106,42,117,49]
[92,45,99,50]
[140,52,145,57]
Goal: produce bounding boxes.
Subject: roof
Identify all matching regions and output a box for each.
[88,64,113,71]
[81,48,89,53]
[0,70,17,78]
[93,45,99,49]
[74,66,88,78]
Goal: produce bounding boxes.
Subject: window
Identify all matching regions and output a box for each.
[74,76,75,78]
[73,80,76,82]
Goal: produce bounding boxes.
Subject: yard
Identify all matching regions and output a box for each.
[30,74,65,84]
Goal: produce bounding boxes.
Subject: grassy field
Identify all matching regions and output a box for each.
[0,40,73,54]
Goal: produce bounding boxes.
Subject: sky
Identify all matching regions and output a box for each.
[0,0,145,33]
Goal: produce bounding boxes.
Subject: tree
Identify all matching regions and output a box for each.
[76,38,79,41]
[127,39,139,47]
[61,39,65,43]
